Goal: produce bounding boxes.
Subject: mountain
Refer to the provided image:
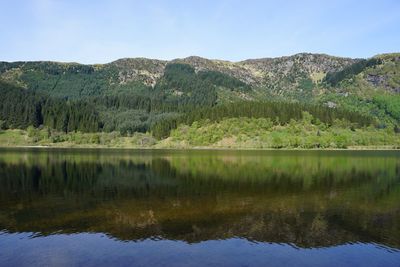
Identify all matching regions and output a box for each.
[0,52,399,148]
[1,53,399,102]
[0,53,358,97]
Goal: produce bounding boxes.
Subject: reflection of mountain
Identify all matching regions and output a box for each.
[0,149,399,249]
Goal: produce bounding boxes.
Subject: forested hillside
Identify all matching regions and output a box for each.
[0,53,399,148]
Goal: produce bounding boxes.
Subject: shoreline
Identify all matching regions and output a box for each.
[0,145,399,151]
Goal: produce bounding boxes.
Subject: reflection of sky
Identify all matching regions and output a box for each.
[1,232,399,267]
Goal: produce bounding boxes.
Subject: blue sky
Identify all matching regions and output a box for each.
[1,0,399,63]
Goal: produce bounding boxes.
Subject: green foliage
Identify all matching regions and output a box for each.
[154,63,218,106]
[152,116,178,139]
[42,98,100,132]
[0,81,100,132]
[168,115,400,149]
[298,78,314,91]
[153,63,248,107]
[99,108,179,135]
[0,126,157,148]
[0,81,44,129]
[373,94,400,121]
[316,92,398,126]
[91,92,177,112]
[197,70,249,90]
[151,101,374,139]
[12,62,119,98]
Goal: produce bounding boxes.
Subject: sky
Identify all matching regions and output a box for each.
[0,0,399,64]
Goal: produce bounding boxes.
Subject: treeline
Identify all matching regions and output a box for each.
[0,81,100,132]
[151,101,375,139]
[325,58,382,86]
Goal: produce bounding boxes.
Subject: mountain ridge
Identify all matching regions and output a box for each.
[0,52,364,91]
[1,52,399,99]
[0,52,367,65]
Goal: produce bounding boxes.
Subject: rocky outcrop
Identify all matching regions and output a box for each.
[110,58,167,87]
[366,74,387,87]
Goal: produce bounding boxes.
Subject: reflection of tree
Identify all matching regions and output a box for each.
[0,150,399,249]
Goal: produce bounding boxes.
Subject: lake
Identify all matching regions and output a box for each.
[0,148,399,267]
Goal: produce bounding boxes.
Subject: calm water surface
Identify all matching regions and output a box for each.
[0,148,399,267]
